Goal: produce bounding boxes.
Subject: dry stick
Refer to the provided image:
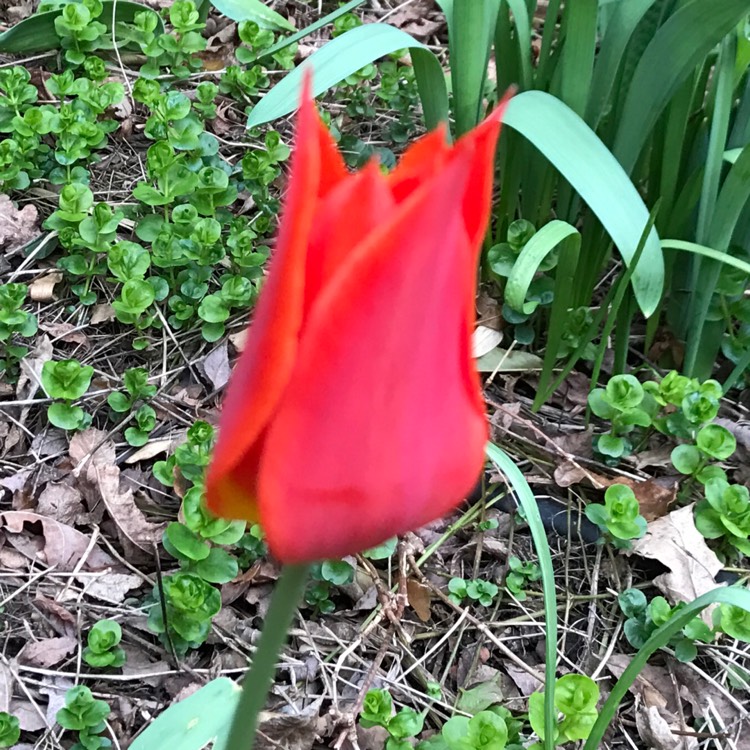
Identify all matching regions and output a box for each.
[582,542,603,671]
[407,554,545,685]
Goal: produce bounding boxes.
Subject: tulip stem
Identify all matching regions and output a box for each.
[225,563,310,750]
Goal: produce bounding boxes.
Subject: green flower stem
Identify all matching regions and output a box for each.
[225,563,310,750]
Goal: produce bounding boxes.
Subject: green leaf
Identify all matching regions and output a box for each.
[209,0,292,29]
[362,536,397,559]
[671,444,702,475]
[0,1,163,52]
[188,547,239,584]
[246,24,448,131]
[320,559,354,585]
[502,92,664,316]
[360,689,393,729]
[612,0,750,174]
[129,677,241,750]
[696,424,736,461]
[48,403,86,430]
[42,359,94,400]
[0,712,21,748]
[165,522,211,562]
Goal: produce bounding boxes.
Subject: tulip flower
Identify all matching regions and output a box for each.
[206,83,510,563]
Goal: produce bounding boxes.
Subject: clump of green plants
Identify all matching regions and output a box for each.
[304,559,355,614]
[108,367,158,446]
[448,577,499,607]
[56,685,112,750]
[716,602,750,643]
[528,674,599,748]
[83,620,126,668]
[41,359,93,430]
[504,556,541,601]
[618,588,714,663]
[584,484,647,547]
[360,687,526,750]
[147,570,222,655]
[0,712,20,748]
[360,688,424,750]
[0,282,37,379]
[694,478,750,560]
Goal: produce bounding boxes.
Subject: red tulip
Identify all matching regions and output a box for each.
[206,84,510,563]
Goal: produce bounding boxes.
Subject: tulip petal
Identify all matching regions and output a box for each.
[206,94,346,522]
[259,151,490,562]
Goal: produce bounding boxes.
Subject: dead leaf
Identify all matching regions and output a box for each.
[256,699,330,750]
[476,290,502,330]
[40,321,89,347]
[28,271,63,302]
[476,348,543,373]
[472,325,503,358]
[0,195,39,253]
[124,437,177,464]
[0,511,116,571]
[553,462,677,521]
[90,303,116,324]
[16,334,52,400]
[33,596,77,637]
[18,636,76,668]
[606,655,677,712]
[228,328,248,352]
[201,341,231,390]
[503,663,543,697]
[78,571,143,604]
[406,578,432,622]
[636,705,695,750]
[0,663,11,712]
[631,505,723,610]
[389,0,443,38]
[633,444,676,470]
[69,429,166,551]
[36,483,86,525]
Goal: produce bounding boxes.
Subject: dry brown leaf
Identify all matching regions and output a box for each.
[28,271,63,302]
[18,636,76,668]
[0,663,11,713]
[406,578,432,622]
[389,0,443,38]
[9,699,47,732]
[77,571,143,604]
[256,699,330,750]
[0,195,39,253]
[90,303,116,324]
[40,321,89,347]
[124,437,177,464]
[201,341,231,390]
[0,511,115,571]
[33,596,77,637]
[635,705,695,750]
[16,334,52,400]
[630,505,723,609]
[606,655,678,712]
[36,483,86,525]
[228,328,248,352]
[553,461,677,521]
[70,429,166,551]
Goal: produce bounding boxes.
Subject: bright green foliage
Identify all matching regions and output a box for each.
[529,675,599,745]
[0,712,20,748]
[360,689,424,750]
[304,559,355,613]
[108,367,156,412]
[42,359,93,430]
[584,484,647,546]
[695,479,750,559]
[54,0,107,66]
[504,556,541,601]
[448,577,499,607]
[147,571,221,654]
[83,619,126,668]
[618,588,714,663]
[0,282,37,377]
[716,603,750,643]
[56,685,112,750]
[588,374,655,459]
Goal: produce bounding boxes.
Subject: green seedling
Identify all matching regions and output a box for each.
[42,359,93,430]
[0,282,37,378]
[505,556,541,601]
[528,674,599,747]
[54,0,107,66]
[671,423,737,482]
[0,712,20,748]
[305,559,355,614]
[619,588,714,662]
[695,479,750,559]
[83,619,126,668]
[584,484,647,547]
[448,577,499,607]
[716,602,750,643]
[56,685,112,750]
[360,689,424,750]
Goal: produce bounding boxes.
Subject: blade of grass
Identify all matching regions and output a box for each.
[559,0,597,117]
[451,0,498,136]
[585,0,656,127]
[246,24,448,129]
[208,0,293,30]
[583,586,750,750]
[502,91,664,316]
[723,345,750,393]
[536,0,561,86]
[498,0,533,90]
[613,0,750,174]
[661,240,750,277]
[485,442,556,750]
[257,0,367,61]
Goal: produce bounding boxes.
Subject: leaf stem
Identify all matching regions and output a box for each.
[224,563,310,750]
